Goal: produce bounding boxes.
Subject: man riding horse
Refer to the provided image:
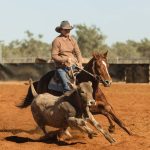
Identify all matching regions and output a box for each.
[51,20,83,92]
[17,21,132,136]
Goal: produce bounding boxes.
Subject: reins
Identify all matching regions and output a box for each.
[68,58,107,84]
[75,60,102,82]
[76,66,97,79]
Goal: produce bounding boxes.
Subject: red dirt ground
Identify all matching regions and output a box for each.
[0,82,150,150]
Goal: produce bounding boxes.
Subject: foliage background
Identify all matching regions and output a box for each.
[1,24,150,60]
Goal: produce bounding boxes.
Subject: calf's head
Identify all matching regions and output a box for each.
[77,81,95,107]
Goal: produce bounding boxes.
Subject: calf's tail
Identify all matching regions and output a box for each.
[29,78,38,97]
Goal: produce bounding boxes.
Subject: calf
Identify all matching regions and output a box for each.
[30,79,115,143]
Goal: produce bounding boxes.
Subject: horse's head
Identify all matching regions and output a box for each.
[92,51,112,87]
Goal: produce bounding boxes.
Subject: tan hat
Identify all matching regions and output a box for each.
[55,20,73,33]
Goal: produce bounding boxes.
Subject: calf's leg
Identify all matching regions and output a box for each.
[57,127,73,141]
[67,117,96,139]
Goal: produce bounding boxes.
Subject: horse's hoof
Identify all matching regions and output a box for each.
[88,132,97,139]
[108,125,115,133]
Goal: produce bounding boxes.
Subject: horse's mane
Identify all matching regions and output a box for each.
[82,52,105,70]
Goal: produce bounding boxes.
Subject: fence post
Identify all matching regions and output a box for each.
[0,41,3,64]
[149,64,150,83]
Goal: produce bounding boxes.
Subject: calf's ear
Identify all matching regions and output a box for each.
[88,81,92,86]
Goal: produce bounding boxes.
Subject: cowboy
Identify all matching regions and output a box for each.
[51,20,83,92]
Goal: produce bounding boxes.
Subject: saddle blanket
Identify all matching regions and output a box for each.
[48,76,64,92]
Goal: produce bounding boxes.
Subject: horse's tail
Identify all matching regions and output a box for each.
[16,81,38,109]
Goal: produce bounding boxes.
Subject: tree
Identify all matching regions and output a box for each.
[110,40,140,59]
[74,24,107,57]
[137,38,150,57]
[3,31,51,59]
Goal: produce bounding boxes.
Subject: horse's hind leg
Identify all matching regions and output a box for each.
[109,111,133,135]
[105,113,115,133]
[101,106,132,135]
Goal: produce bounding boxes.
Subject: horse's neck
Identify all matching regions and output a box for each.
[77,59,108,103]
[77,59,95,83]
[92,80,99,99]
[91,79,108,103]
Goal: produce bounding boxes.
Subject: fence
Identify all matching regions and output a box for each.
[1,57,150,64]
[0,57,150,83]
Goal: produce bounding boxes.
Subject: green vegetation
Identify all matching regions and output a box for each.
[75,24,108,57]
[2,30,50,59]
[1,25,150,61]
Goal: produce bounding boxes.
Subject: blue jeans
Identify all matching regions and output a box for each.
[57,65,77,92]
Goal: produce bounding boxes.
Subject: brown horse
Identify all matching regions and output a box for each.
[18,51,132,135]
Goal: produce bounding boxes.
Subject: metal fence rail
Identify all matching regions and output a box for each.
[1,57,150,64]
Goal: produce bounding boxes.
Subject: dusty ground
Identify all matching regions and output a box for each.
[0,82,150,150]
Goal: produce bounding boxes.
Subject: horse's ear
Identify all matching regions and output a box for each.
[92,51,98,59]
[92,52,96,57]
[103,51,108,58]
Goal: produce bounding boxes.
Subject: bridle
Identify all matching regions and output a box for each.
[92,60,103,82]
[76,59,110,86]
[75,59,103,82]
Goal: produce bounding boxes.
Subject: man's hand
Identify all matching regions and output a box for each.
[77,63,83,69]
[65,58,72,67]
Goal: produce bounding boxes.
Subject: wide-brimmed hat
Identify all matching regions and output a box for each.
[55,21,73,33]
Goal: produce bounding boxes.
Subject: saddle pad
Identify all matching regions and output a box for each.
[48,76,64,92]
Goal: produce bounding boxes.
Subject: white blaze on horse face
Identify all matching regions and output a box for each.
[102,60,111,80]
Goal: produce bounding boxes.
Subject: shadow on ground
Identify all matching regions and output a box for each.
[5,135,86,146]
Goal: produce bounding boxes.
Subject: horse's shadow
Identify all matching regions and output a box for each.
[3,129,86,146]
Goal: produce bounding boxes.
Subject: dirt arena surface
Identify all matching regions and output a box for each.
[0,81,150,150]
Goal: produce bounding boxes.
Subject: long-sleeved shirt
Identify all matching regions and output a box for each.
[51,34,82,67]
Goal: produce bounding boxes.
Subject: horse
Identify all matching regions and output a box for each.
[18,51,132,135]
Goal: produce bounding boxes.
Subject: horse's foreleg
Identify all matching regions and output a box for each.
[100,109,116,133]
[90,104,116,133]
